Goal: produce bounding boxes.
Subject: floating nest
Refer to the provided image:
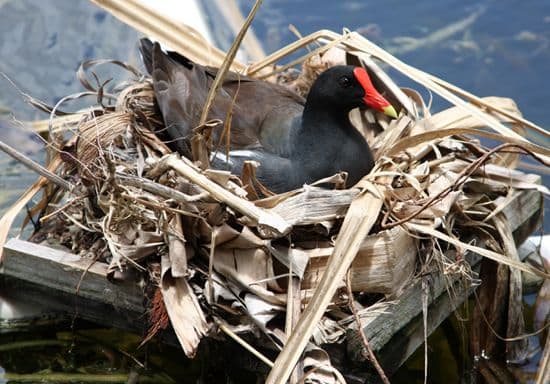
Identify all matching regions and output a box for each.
[5,30,549,382]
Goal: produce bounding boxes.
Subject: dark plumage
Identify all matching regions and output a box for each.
[140,38,397,193]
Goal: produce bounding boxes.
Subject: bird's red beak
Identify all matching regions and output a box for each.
[353,67,397,118]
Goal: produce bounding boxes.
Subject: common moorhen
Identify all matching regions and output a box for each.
[140,39,397,193]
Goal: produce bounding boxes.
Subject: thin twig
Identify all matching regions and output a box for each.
[39,195,87,222]
[116,173,208,203]
[0,139,73,191]
[346,269,390,384]
[217,320,274,368]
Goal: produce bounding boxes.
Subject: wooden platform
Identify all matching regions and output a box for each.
[0,184,543,374]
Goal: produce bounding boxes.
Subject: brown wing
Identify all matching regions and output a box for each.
[140,39,305,156]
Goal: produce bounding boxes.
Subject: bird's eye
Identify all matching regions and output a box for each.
[338,76,352,87]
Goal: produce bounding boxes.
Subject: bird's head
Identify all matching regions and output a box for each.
[308,65,397,118]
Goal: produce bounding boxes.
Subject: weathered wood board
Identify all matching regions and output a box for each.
[0,239,147,333]
[2,239,143,312]
[0,275,144,333]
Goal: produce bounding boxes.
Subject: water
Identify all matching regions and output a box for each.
[245,0,550,125]
[0,0,548,382]
[0,0,142,218]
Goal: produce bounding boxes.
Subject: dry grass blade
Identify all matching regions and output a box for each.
[426,72,549,140]
[374,115,413,157]
[213,0,266,61]
[0,156,63,262]
[387,127,550,159]
[255,32,350,80]
[424,96,520,131]
[199,0,263,126]
[247,30,342,76]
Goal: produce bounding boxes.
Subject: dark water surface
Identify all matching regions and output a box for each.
[0,0,548,382]
[247,0,550,125]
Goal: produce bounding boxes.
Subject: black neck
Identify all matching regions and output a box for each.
[300,100,356,137]
[293,101,368,169]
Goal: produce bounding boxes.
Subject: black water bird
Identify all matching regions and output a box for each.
[140,39,397,193]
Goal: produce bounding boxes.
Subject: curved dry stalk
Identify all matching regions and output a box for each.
[199,0,263,126]
[254,32,350,80]
[425,73,549,140]
[387,127,550,159]
[157,154,291,236]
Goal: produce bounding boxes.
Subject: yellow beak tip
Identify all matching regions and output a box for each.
[383,105,398,119]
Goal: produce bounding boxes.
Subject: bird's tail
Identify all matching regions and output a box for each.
[139,38,209,157]
[139,38,195,76]
[139,38,155,74]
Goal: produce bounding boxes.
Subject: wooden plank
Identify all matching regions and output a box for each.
[346,186,543,368]
[0,275,144,333]
[376,275,475,375]
[1,239,143,313]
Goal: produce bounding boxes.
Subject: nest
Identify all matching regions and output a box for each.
[6,30,549,383]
